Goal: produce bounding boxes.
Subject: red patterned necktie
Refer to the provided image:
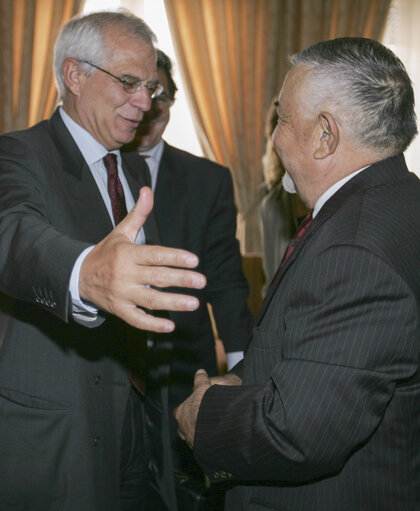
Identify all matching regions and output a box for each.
[103,153,127,225]
[281,213,313,263]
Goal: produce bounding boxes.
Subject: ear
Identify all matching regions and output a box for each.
[62,58,85,97]
[313,112,339,159]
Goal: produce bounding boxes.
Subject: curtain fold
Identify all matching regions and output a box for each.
[0,0,84,134]
[164,0,392,252]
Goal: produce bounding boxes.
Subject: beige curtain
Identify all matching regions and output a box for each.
[164,0,391,253]
[0,0,84,134]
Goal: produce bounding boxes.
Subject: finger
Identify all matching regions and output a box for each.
[118,305,176,333]
[133,244,201,270]
[130,263,206,290]
[129,287,200,312]
[115,187,154,243]
[193,369,210,390]
[210,373,242,386]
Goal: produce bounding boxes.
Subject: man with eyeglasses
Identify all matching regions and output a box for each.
[125,49,253,509]
[0,11,206,511]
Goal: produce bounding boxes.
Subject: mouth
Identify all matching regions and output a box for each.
[120,114,143,129]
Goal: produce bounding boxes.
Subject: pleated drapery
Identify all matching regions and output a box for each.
[0,0,84,133]
[164,0,392,252]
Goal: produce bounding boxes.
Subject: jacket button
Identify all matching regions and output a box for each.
[93,436,101,446]
[94,375,101,385]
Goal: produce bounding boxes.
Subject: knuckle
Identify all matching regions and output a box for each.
[149,269,162,287]
[143,289,161,310]
[149,247,164,265]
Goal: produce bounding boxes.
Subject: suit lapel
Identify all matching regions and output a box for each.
[121,151,160,244]
[47,110,113,243]
[48,109,161,245]
[153,143,187,246]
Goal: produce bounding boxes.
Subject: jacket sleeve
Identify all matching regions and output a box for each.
[0,134,90,322]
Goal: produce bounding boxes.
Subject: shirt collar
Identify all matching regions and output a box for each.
[313,165,369,218]
[59,106,120,165]
[139,138,164,164]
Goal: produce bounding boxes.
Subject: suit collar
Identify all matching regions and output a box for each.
[315,154,408,224]
[158,142,188,178]
[47,108,87,181]
[122,150,160,244]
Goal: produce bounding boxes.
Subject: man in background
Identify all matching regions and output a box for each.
[127,49,253,503]
[0,11,206,511]
[175,37,420,511]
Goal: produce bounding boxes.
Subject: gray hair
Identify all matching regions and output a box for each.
[290,37,417,156]
[54,9,157,102]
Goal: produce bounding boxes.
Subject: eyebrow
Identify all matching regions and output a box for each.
[120,72,158,85]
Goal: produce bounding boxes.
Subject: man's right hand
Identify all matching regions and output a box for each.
[79,186,206,332]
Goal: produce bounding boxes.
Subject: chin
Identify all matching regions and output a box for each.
[139,137,157,150]
[116,133,136,148]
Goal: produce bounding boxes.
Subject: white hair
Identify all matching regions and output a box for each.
[53,9,157,102]
[290,37,417,156]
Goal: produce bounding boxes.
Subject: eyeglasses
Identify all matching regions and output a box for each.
[81,60,164,98]
[153,92,174,105]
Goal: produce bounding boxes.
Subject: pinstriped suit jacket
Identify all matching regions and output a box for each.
[194,155,420,511]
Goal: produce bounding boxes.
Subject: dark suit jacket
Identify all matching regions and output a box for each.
[152,142,253,405]
[0,109,155,511]
[194,155,420,511]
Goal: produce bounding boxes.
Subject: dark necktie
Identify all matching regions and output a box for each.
[103,153,127,225]
[102,155,150,396]
[281,212,313,263]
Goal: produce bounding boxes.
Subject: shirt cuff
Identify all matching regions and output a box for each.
[226,351,244,371]
[70,246,99,317]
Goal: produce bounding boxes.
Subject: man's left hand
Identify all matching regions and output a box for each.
[174,369,211,449]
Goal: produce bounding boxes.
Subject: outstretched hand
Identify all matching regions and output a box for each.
[79,187,206,332]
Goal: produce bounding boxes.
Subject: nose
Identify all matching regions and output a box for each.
[130,87,152,111]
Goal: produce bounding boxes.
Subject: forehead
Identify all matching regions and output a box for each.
[277,66,308,112]
[103,27,157,78]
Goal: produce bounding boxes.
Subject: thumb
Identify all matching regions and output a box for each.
[115,186,154,242]
[193,369,210,390]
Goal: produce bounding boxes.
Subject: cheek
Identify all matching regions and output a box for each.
[151,120,168,139]
[272,125,287,155]
[155,105,170,122]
